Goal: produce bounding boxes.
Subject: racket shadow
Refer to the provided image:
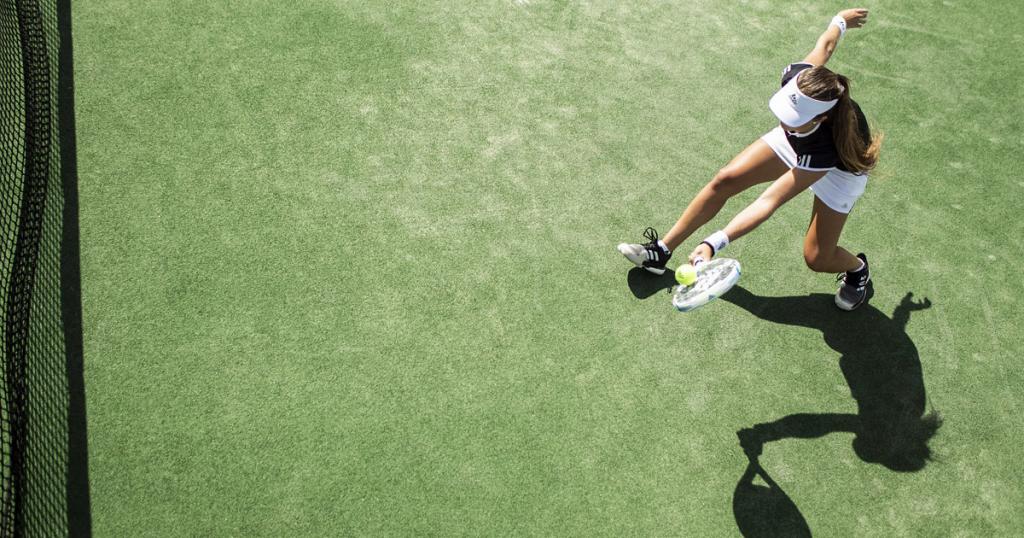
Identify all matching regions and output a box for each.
[732,460,811,538]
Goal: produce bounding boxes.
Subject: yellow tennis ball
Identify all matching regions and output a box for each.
[675,264,698,286]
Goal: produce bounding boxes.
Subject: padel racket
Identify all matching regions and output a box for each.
[672,257,741,312]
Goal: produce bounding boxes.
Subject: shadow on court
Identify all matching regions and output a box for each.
[60,0,93,532]
[733,460,811,538]
[722,286,942,536]
[625,267,676,299]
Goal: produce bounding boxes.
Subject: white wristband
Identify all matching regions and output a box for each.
[830,15,847,38]
[701,230,730,256]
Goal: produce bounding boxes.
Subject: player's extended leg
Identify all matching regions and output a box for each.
[662,139,789,251]
[618,138,787,275]
[803,195,870,310]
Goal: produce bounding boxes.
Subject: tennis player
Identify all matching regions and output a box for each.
[619,8,881,310]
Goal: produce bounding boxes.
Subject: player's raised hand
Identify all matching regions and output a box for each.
[900,292,932,311]
[839,8,869,29]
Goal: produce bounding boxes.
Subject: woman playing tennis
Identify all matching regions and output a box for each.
[619,8,881,311]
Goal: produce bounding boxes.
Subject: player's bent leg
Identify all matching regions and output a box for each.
[661,139,789,252]
[803,196,860,273]
[804,196,870,310]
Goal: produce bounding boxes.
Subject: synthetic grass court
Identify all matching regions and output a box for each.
[75,1,1023,535]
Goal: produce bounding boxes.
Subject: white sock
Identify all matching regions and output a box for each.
[657,240,671,253]
[852,259,866,273]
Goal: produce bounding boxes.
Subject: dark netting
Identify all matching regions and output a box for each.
[2,0,89,536]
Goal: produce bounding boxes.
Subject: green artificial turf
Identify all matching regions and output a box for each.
[75,1,1024,535]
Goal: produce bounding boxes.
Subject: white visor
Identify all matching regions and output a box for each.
[768,71,838,128]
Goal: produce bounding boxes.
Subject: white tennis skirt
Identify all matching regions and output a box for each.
[761,126,868,214]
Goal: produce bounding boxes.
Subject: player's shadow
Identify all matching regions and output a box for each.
[724,286,942,473]
[626,267,677,299]
[724,286,942,536]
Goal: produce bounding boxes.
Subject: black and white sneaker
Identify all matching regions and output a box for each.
[835,253,870,311]
[617,227,672,275]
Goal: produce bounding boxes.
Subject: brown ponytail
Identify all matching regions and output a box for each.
[798,67,884,174]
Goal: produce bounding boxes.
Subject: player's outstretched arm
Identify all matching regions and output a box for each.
[687,168,826,264]
[803,8,870,66]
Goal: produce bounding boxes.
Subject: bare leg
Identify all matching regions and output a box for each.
[803,195,862,273]
[662,139,789,251]
[721,169,821,243]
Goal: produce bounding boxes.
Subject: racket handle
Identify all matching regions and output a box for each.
[692,256,706,267]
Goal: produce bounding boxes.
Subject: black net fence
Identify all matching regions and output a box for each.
[1,0,89,536]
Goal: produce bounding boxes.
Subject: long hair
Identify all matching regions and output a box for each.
[798,66,884,174]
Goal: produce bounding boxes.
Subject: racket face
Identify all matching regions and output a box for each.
[672,258,741,312]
